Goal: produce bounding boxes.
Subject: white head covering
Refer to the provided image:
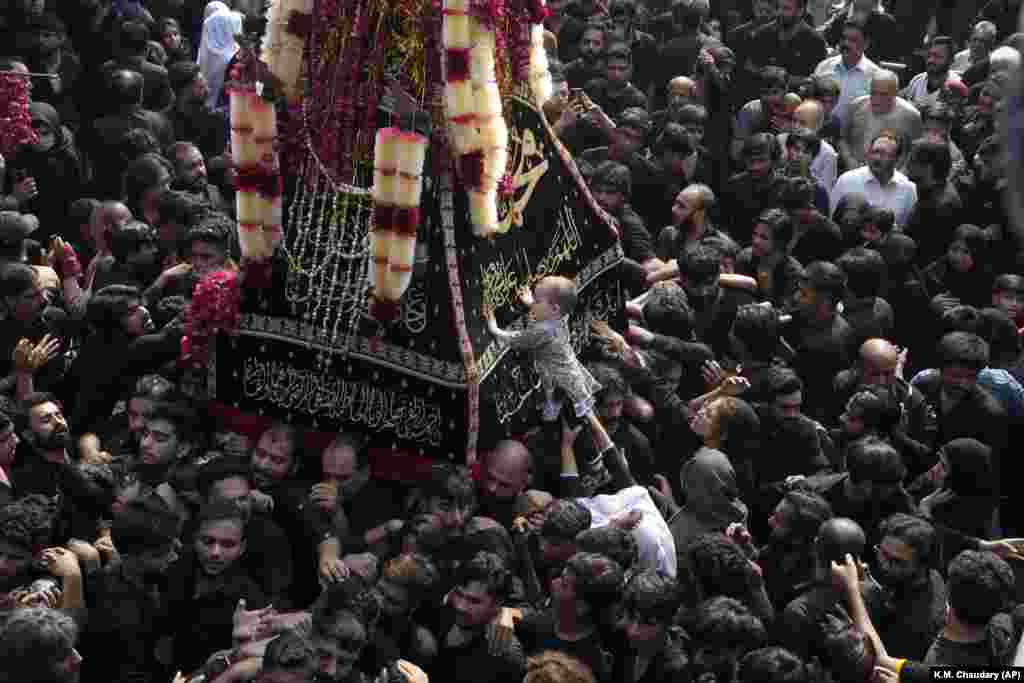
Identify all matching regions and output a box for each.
[198,1,243,109]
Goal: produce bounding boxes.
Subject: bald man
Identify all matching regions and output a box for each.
[778,100,838,189]
[841,71,922,168]
[654,183,724,260]
[651,76,698,136]
[832,338,937,476]
[478,440,533,529]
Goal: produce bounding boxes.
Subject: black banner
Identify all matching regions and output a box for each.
[209,94,622,461]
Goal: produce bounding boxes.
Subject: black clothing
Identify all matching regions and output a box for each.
[842,296,896,357]
[904,183,963,268]
[102,56,175,113]
[785,313,852,423]
[565,58,605,91]
[85,109,174,198]
[721,171,785,246]
[163,553,268,674]
[867,570,947,661]
[747,20,827,79]
[584,79,649,120]
[432,612,527,683]
[822,10,901,63]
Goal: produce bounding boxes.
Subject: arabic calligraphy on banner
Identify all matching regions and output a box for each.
[240,356,445,445]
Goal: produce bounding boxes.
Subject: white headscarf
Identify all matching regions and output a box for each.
[198,1,243,109]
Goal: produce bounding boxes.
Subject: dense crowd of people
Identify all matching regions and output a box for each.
[0,0,1023,682]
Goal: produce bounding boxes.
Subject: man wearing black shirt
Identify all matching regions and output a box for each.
[591,161,658,271]
[747,0,826,84]
[565,23,607,91]
[785,261,853,423]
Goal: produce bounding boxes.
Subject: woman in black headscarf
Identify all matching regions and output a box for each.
[920,438,998,568]
[5,101,86,243]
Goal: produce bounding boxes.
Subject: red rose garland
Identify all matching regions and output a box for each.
[0,74,38,159]
[180,270,242,368]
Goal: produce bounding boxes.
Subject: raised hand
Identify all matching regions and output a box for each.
[42,547,81,578]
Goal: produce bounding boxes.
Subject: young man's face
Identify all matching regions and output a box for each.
[251,432,295,488]
[592,185,626,214]
[190,240,226,278]
[28,401,70,451]
[139,417,182,466]
[579,29,605,63]
[195,518,245,576]
[605,58,630,86]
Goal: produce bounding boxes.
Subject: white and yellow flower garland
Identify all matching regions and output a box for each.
[442,0,508,239]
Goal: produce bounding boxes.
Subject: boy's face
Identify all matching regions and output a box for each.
[530,280,562,321]
[606,58,631,86]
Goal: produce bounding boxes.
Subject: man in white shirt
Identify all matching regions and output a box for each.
[831,131,917,228]
[952,21,998,73]
[813,20,879,129]
[902,36,959,112]
[841,70,922,168]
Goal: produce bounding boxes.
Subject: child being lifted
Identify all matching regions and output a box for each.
[485,275,616,491]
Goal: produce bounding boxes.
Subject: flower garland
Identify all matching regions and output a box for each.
[443,0,508,238]
[0,74,37,159]
[228,52,283,267]
[180,270,242,369]
[261,0,314,104]
[369,127,428,323]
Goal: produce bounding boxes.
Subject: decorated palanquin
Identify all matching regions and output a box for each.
[191,0,623,466]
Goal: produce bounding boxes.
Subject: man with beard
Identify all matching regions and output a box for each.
[92,220,162,291]
[724,133,786,246]
[611,570,687,683]
[16,12,81,131]
[654,0,717,109]
[0,607,84,683]
[162,499,268,675]
[902,138,962,268]
[13,393,114,543]
[676,243,752,358]
[477,441,532,530]
[195,456,295,604]
[784,261,852,422]
[910,332,1006,507]
[746,0,826,85]
[958,137,1013,269]
[85,69,172,199]
[650,76,698,140]
[589,161,658,274]
[0,262,70,397]
[310,606,370,683]
[431,552,526,683]
[78,373,176,466]
[758,488,833,608]
[731,67,789,165]
[834,339,937,475]
[167,142,231,215]
[654,183,724,262]
[727,0,776,107]
[806,437,915,542]
[166,61,226,161]
[533,499,590,593]
[902,37,959,113]
[68,285,183,437]
[584,43,647,120]
[606,0,657,97]
[248,422,326,608]
[79,495,181,683]
[840,73,922,171]
[752,366,833,491]
[309,434,406,586]
[565,22,607,91]
[864,513,946,660]
[778,176,843,265]
[572,363,654,485]
[363,553,440,673]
